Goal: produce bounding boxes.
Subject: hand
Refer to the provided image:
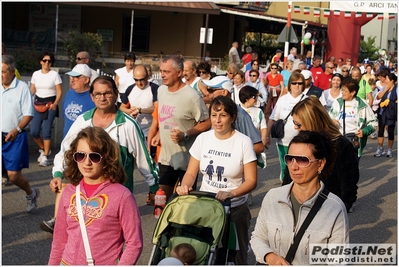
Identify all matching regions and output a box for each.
[265,252,290,265]
[50,103,57,110]
[129,106,139,118]
[176,185,192,195]
[170,128,183,144]
[151,132,161,147]
[355,129,364,138]
[264,137,271,149]
[5,129,18,142]
[49,177,62,193]
[215,190,235,201]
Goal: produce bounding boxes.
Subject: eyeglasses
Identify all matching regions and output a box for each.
[92,91,114,99]
[134,78,146,82]
[250,74,258,77]
[199,71,208,74]
[42,59,52,63]
[271,68,278,70]
[284,154,319,168]
[76,57,86,61]
[291,82,304,85]
[293,120,302,128]
[73,151,103,164]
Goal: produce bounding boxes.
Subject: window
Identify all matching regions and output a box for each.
[122,14,150,52]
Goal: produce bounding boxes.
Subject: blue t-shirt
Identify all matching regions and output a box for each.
[62,89,95,137]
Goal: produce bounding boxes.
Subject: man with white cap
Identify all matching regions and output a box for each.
[301,70,326,106]
[62,64,96,137]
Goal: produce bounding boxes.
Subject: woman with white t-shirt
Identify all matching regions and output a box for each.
[176,96,257,265]
[30,51,62,167]
[114,52,135,104]
[265,72,306,182]
[323,73,343,112]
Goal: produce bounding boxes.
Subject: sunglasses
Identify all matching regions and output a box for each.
[76,57,86,61]
[293,120,302,128]
[250,74,258,77]
[291,82,304,85]
[199,71,208,74]
[284,154,319,168]
[207,88,219,94]
[271,68,278,70]
[73,151,103,164]
[342,70,349,73]
[327,67,335,69]
[134,78,146,82]
[42,59,52,63]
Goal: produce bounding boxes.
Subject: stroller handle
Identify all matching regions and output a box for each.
[188,190,231,206]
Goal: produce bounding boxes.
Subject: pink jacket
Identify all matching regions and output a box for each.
[48,180,143,265]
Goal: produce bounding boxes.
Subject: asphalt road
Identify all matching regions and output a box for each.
[2,136,397,265]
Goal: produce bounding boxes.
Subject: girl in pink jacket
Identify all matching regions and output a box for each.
[48,126,143,265]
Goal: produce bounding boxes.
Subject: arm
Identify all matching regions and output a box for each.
[261,128,267,146]
[119,102,133,116]
[216,160,257,201]
[30,83,36,96]
[48,189,69,265]
[264,119,275,149]
[147,115,159,150]
[170,118,211,144]
[366,92,373,107]
[50,83,63,110]
[175,156,200,195]
[114,74,120,88]
[118,192,144,265]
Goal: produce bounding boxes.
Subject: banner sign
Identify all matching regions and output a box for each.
[330,1,397,14]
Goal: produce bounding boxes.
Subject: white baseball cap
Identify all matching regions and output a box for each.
[301,70,312,80]
[66,64,92,78]
[201,76,233,92]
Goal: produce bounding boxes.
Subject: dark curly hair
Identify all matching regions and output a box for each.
[63,126,127,185]
[38,51,55,64]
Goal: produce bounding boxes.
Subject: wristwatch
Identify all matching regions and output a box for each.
[138,107,142,114]
[183,132,189,140]
[16,126,22,133]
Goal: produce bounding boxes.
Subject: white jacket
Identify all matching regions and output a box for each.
[250,181,349,265]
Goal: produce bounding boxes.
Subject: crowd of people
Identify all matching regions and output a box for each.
[2,41,397,265]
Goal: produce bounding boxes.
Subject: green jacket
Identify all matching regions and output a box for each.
[329,97,377,157]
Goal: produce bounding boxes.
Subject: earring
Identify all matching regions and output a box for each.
[318,170,321,174]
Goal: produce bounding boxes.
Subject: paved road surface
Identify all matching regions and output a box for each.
[2,136,397,265]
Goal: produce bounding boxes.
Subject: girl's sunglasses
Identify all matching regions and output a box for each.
[284,154,319,168]
[73,151,103,164]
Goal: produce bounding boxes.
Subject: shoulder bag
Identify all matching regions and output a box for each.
[285,188,330,264]
[271,94,304,139]
[76,184,95,266]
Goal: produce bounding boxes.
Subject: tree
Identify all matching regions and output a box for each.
[63,31,103,68]
[360,36,379,62]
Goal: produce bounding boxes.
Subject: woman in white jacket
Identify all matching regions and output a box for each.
[250,130,349,265]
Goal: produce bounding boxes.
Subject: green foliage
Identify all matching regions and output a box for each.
[13,33,40,74]
[63,31,103,68]
[360,36,379,62]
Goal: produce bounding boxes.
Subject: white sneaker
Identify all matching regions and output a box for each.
[370,131,377,139]
[37,149,51,163]
[39,155,49,167]
[26,187,40,213]
[386,149,392,158]
[374,147,385,157]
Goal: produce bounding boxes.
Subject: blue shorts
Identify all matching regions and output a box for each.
[2,131,30,171]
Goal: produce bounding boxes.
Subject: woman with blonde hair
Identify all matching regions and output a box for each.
[283,97,359,212]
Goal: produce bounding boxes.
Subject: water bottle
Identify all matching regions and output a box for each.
[154,189,166,219]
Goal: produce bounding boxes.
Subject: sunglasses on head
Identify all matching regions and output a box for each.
[73,151,103,164]
[75,57,86,61]
[42,59,52,63]
[284,154,319,168]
